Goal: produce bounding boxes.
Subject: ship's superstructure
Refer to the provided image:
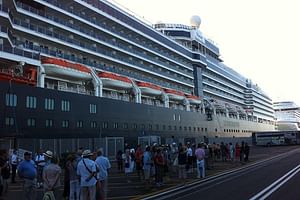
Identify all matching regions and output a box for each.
[154,21,274,123]
[274,101,300,130]
[0,0,275,152]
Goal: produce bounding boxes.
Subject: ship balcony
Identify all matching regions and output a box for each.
[203,90,245,106]
[0,43,40,62]
[45,80,93,95]
[14,0,193,70]
[10,15,193,87]
[203,80,244,99]
[202,73,243,93]
[12,2,194,79]
[77,0,194,62]
[102,90,131,102]
[206,60,245,88]
[141,98,155,106]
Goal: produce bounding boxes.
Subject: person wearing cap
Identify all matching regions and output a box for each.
[42,150,61,199]
[17,152,37,200]
[77,149,98,200]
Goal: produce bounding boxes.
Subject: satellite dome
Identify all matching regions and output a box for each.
[190,15,201,28]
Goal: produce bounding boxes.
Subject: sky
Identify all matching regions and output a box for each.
[112,0,300,105]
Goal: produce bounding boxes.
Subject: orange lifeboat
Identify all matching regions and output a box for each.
[136,81,162,96]
[98,71,132,90]
[41,57,91,80]
[186,94,202,104]
[164,88,185,101]
[0,66,37,86]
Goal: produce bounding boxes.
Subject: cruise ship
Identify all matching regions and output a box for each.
[0,0,275,155]
[274,101,300,131]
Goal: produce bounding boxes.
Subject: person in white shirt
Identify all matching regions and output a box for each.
[10,149,18,183]
[186,143,193,173]
[77,150,98,200]
[35,149,46,188]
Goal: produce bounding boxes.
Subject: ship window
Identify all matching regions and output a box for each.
[5,117,14,126]
[62,120,69,128]
[27,118,36,127]
[194,127,196,132]
[141,124,145,130]
[76,121,83,128]
[123,123,128,129]
[197,127,200,131]
[5,93,17,107]
[201,128,204,132]
[133,124,137,129]
[168,125,172,130]
[215,128,218,132]
[184,127,187,131]
[163,125,166,130]
[189,127,191,131]
[156,124,159,130]
[45,98,55,110]
[91,121,97,128]
[26,96,37,109]
[46,119,53,128]
[102,122,108,129]
[114,123,119,129]
[205,128,208,132]
[149,124,152,130]
[61,100,70,112]
[90,104,97,114]
[179,126,182,131]
[178,114,181,121]
[174,126,177,131]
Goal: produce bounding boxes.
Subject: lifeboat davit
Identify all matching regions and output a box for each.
[98,71,132,90]
[136,81,162,96]
[186,94,201,104]
[164,88,185,101]
[41,57,92,80]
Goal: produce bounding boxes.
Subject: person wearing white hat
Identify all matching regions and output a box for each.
[77,149,98,200]
[43,150,53,159]
[42,150,61,199]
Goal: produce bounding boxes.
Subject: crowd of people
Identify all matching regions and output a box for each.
[0,148,111,200]
[115,141,250,188]
[0,140,250,200]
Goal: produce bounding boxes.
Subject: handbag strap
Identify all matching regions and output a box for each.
[82,159,98,180]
